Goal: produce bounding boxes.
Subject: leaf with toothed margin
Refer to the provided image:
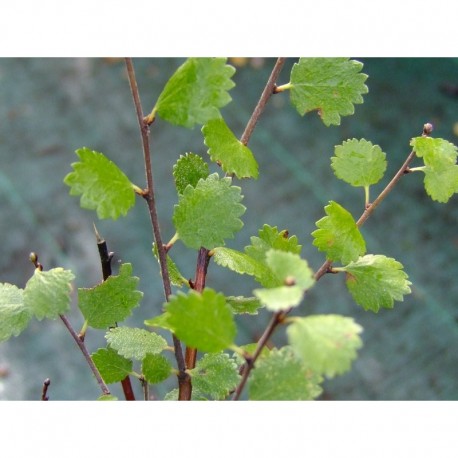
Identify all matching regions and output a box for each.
[0,283,30,342]
[202,117,259,179]
[64,147,136,220]
[142,354,173,384]
[173,153,210,195]
[289,58,368,126]
[92,347,133,384]
[154,58,236,128]
[78,263,143,329]
[173,173,245,250]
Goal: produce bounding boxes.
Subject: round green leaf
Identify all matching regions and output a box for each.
[142,354,172,384]
[0,283,30,342]
[92,347,133,384]
[173,153,210,195]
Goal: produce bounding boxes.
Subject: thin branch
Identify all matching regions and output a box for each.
[60,314,110,396]
[240,58,286,146]
[231,123,429,399]
[41,378,51,401]
[124,58,188,395]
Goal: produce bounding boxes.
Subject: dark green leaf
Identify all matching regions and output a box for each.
[92,347,133,384]
[142,354,172,384]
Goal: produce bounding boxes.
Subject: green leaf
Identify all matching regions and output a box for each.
[144,312,174,332]
[252,250,315,311]
[312,200,366,264]
[78,263,143,329]
[152,243,189,288]
[142,353,172,384]
[173,153,210,195]
[91,347,133,384]
[410,136,458,165]
[97,394,118,401]
[245,224,302,262]
[173,173,245,250]
[225,296,263,315]
[202,118,259,179]
[189,352,241,400]
[342,254,412,312]
[212,247,268,279]
[410,137,458,203]
[0,283,31,342]
[289,58,368,126]
[24,268,75,320]
[232,343,270,367]
[423,164,458,203]
[287,315,363,378]
[106,327,168,360]
[254,286,305,312]
[154,58,235,128]
[165,288,236,352]
[248,346,323,400]
[331,138,387,187]
[64,147,136,220]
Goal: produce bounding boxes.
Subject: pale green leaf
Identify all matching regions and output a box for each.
[248,346,323,400]
[410,136,458,165]
[312,200,366,264]
[232,343,270,367]
[264,249,315,289]
[423,164,458,203]
[289,58,368,126]
[64,147,136,220]
[24,268,75,320]
[173,153,210,195]
[245,224,302,262]
[142,353,172,384]
[144,312,174,332]
[154,58,235,128]
[202,117,259,179]
[331,138,387,187]
[173,173,245,250]
[78,263,143,329]
[0,283,31,342]
[254,285,305,312]
[342,254,412,312]
[287,315,363,378]
[165,288,236,352]
[225,296,263,315]
[91,347,133,384]
[97,394,118,401]
[189,352,241,400]
[106,327,168,360]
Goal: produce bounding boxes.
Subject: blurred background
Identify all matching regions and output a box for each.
[0,58,457,400]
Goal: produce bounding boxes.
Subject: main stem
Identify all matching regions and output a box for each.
[124,58,188,396]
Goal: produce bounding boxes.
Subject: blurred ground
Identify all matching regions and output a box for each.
[0,58,457,400]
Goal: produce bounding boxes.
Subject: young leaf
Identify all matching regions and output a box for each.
[331,139,387,187]
[0,283,31,342]
[173,173,245,250]
[91,347,133,384]
[97,394,118,401]
[64,148,136,220]
[165,288,236,353]
[189,352,241,400]
[410,136,458,203]
[287,315,363,378]
[152,243,189,288]
[24,268,75,320]
[173,153,210,195]
[164,388,207,401]
[342,254,412,312]
[154,58,235,128]
[202,117,259,179]
[225,296,263,315]
[106,327,168,360]
[253,286,305,312]
[312,200,366,265]
[248,346,323,400]
[142,353,172,384]
[244,224,302,262]
[144,312,174,332]
[212,247,268,279]
[289,58,368,126]
[423,164,458,203]
[78,263,143,329]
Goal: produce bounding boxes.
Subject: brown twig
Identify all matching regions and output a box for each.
[41,378,51,401]
[94,225,135,401]
[124,58,188,397]
[231,123,430,399]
